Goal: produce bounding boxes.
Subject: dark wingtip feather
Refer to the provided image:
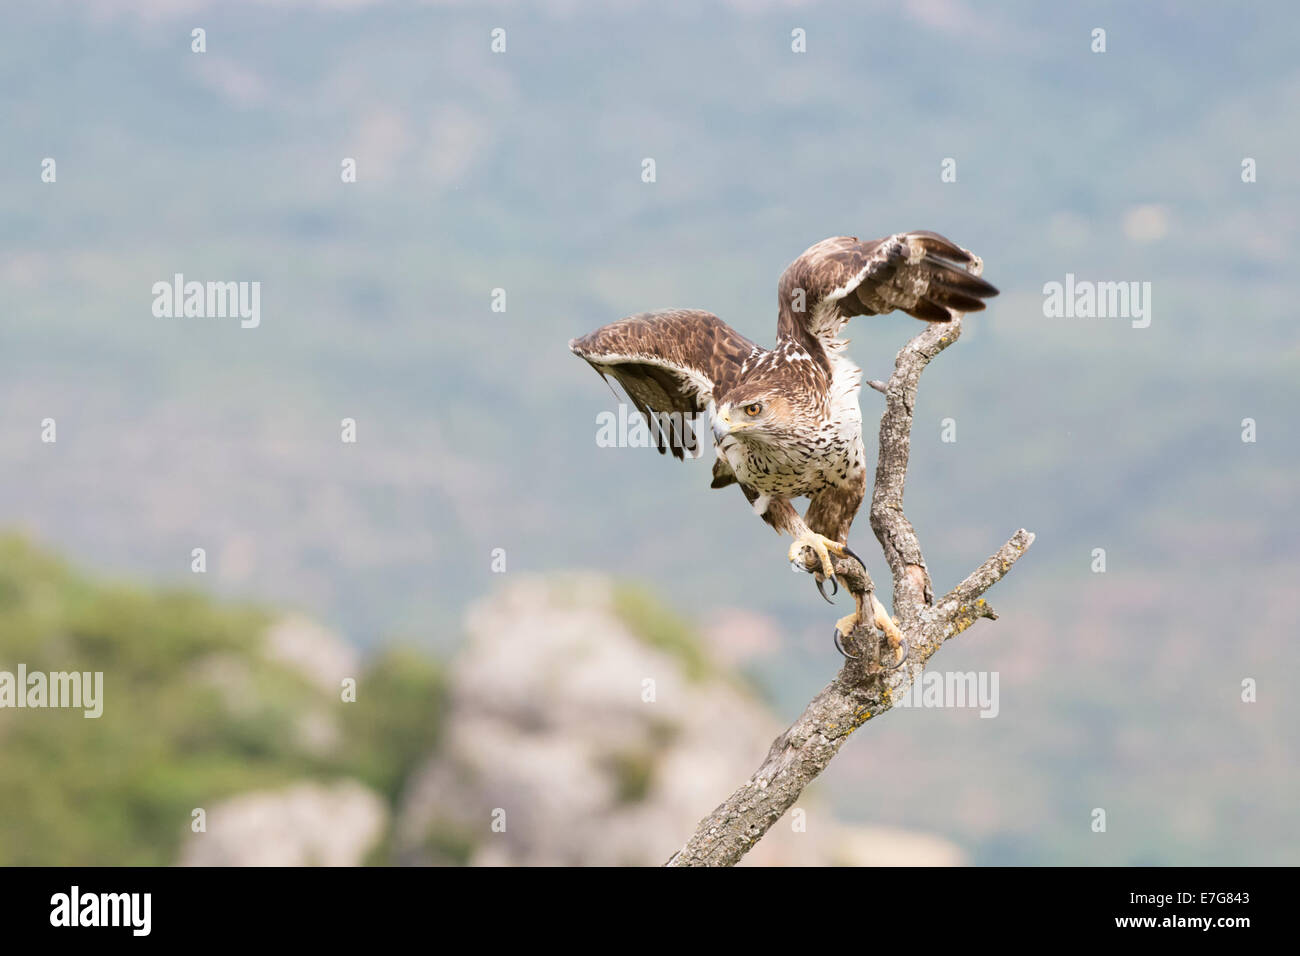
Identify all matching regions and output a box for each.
[930,264,999,300]
[934,291,989,313]
[909,230,974,263]
[906,300,956,323]
[923,253,999,319]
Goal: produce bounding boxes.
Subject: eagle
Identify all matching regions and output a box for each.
[570,232,997,662]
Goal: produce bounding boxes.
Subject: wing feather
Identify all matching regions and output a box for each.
[777,232,998,341]
[570,308,758,460]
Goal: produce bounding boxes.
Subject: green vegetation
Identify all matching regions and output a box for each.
[421,819,479,867]
[602,748,658,805]
[0,535,445,865]
[612,584,713,683]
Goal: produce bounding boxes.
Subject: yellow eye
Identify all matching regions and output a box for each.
[743,402,763,417]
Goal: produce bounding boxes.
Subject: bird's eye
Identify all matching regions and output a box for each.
[744,402,763,417]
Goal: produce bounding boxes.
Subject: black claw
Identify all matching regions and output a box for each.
[833,627,860,660]
[887,636,910,670]
[815,575,838,604]
[841,543,866,570]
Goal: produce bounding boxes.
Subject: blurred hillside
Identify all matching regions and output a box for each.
[0,1,1296,864]
[0,534,444,865]
[0,537,964,866]
[395,573,964,866]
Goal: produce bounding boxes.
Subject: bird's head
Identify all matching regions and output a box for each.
[711,388,799,448]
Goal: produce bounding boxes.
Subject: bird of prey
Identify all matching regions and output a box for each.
[570,232,997,662]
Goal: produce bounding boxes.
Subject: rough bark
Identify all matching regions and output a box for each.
[665,316,1034,868]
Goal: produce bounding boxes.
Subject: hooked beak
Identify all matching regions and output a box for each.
[711,410,732,444]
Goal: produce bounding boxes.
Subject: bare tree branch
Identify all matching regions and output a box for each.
[665,314,1034,867]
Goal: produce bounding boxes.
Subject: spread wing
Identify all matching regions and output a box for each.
[777,231,999,341]
[570,308,760,460]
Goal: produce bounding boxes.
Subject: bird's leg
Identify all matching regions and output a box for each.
[747,495,841,602]
[834,592,908,668]
[777,502,907,665]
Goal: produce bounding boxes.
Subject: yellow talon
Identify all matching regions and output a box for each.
[833,593,907,666]
[835,609,862,637]
[870,593,907,666]
[788,531,846,579]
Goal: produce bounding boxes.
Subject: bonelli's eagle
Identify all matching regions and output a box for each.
[571,232,997,662]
